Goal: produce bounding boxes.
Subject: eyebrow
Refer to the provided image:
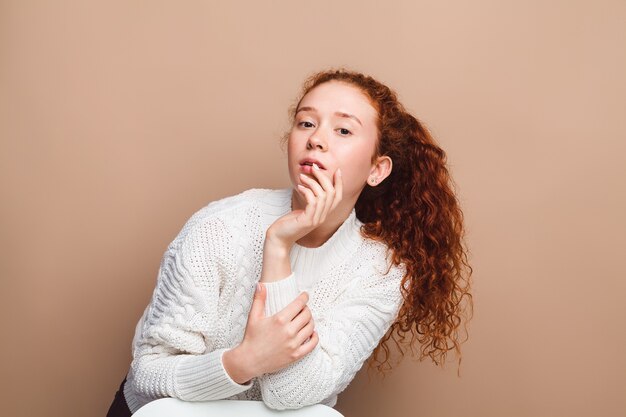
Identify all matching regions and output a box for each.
[295,106,363,126]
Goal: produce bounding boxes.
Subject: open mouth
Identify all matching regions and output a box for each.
[300,161,326,170]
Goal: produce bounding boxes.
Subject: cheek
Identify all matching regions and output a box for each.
[340,145,373,173]
[332,156,369,192]
[286,133,302,176]
[286,132,298,157]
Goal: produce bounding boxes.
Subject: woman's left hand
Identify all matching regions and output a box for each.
[266,164,343,250]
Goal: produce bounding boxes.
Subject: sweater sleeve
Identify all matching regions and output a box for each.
[126,216,253,408]
[257,265,405,410]
[262,272,301,317]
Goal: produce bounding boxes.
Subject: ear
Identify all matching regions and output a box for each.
[368,155,393,186]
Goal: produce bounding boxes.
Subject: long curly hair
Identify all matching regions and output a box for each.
[280,68,474,376]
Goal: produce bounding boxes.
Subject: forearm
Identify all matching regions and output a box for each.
[130,347,252,402]
[223,237,297,385]
[258,271,406,410]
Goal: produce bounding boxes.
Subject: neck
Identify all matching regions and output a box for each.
[291,191,357,248]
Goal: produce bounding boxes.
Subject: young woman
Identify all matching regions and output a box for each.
[106,68,473,416]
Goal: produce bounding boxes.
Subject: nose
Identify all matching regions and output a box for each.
[306,130,327,151]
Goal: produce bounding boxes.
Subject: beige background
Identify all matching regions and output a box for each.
[1,1,625,416]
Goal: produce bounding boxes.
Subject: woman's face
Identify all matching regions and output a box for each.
[287,80,381,206]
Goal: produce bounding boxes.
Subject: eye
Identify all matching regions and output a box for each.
[298,121,315,128]
[337,128,352,136]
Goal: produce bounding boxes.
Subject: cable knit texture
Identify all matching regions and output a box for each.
[123,187,406,413]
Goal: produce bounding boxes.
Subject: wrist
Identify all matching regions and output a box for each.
[261,241,292,283]
[223,344,257,385]
[263,233,293,258]
[264,230,292,255]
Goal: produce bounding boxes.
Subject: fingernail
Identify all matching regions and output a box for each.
[337,168,342,176]
[256,283,262,293]
[313,163,320,171]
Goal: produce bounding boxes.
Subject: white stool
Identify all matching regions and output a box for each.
[133,398,345,417]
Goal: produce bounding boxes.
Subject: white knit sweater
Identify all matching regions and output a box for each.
[122,187,406,413]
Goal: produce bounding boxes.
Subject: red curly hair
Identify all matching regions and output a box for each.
[280,68,474,376]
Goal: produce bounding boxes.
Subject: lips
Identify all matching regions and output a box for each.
[299,158,326,170]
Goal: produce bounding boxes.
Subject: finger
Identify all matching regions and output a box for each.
[330,168,343,211]
[309,163,334,191]
[297,182,317,222]
[299,175,322,224]
[300,173,325,200]
[296,180,315,219]
[295,319,315,346]
[296,184,312,203]
[295,183,306,197]
[311,164,337,221]
[309,164,338,222]
[289,305,312,333]
[295,330,319,357]
[277,291,309,321]
[249,282,266,319]
[300,174,326,224]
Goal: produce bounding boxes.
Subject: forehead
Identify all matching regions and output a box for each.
[299,81,378,121]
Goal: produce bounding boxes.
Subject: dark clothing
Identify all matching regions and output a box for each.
[106,376,132,417]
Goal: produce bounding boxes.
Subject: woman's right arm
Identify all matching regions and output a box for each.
[128,216,254,403]
[221,236,317,384]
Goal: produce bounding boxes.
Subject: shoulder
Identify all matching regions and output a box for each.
[189,187,289,219]
[168,187,288,249]
[188,187,271,219]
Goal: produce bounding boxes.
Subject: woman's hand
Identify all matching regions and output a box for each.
[223,283,319,383]
[267,164,343,249]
